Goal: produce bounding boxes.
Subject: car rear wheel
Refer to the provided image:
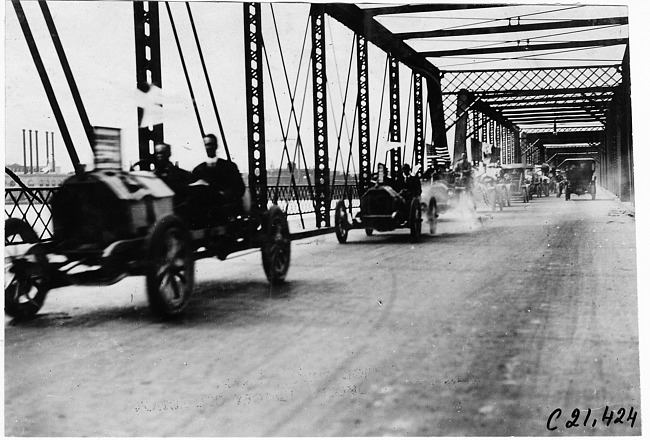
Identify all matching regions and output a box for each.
[146,215,194,318]
[590,183,596,200]
[334,200,349,244]
[5,219,50,320]
[409,198,422,242]
[262,206,291,284]
[565,187,571,201]
[427,198,438,235]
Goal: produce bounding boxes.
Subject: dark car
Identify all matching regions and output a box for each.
[334,164,432,242]
[559,158,597,200]
[5,167,291,320]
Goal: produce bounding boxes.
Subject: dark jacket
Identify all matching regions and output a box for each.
[192,159,245,203]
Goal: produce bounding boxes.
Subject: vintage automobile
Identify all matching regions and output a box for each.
[531,164,551,198]
[5,168,291,320]
[475,166,509,212]
[500,163,531,203]
[559,158,597,200]
[334,165,431,242]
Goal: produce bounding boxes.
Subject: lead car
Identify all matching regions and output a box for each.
[4,168,291,320]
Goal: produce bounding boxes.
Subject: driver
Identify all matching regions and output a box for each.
[395,163,421,199]
[152,142,193,201]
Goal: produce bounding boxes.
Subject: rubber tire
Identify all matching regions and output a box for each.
[334,200,349,244]
[409,198,422,242]
[506,188,511,207]
[365,228,374,236]
[146,215,194,318]
[4,218,49,319]
[565,187,571,201]
[590,184,596,200]
[427,198,438,235]
[261,206,291,284]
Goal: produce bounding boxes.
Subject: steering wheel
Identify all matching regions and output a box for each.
[130,159,156,172]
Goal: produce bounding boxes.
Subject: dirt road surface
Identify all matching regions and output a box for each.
[4,189,641,436]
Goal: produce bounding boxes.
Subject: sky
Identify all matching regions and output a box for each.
[3,0,649,177]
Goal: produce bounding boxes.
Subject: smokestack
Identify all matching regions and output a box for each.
[35,130,39,171]
[29,129,33,174]
[51,132,56,172]
[45,131,49,166]
[22,129,27,174]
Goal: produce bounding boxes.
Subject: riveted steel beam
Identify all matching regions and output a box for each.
[357,34,371,194]
[398,17,628,39]
[311,5,330,227]
[388,56,401,143]
[134,1,163,160]
[423,38,628,58]
[244,3,267,209]
[413,73,424,172]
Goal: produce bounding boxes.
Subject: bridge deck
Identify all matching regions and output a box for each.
[4,187,640,436]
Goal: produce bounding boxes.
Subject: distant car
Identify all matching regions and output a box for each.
[500,163,531,203]
[559,158,597,200]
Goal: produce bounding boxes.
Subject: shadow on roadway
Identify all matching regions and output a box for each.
[6,278,330,328]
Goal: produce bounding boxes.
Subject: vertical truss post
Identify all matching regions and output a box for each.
[514,128,521,163]
[425,75,449,164]
[452,90,470,163]
[311,6,330,227]
[356,34,371,194]
[619,45,633,203]
[390,147,402,178]
[388,56,401,143]
[413,73,424,173]
[244,3,267,210]
[134,2,163,160]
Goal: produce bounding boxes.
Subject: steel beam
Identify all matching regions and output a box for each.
[365,4,507,16]
[425,74,449,163]
[324,4,441,82]
[311,6,330,227]
[413,73,424,172]
[243,3,267,210]
[388,56,401,143]
[13,0,82,173]
[453,90,471,163]
[422,38,628,58]
[134,1,163,160]
[397,17,628,39]
[357,34,371,194]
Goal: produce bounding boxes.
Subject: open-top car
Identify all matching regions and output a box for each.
[559,158,597,200]
[334,165,432,242]
[5,167,291,320]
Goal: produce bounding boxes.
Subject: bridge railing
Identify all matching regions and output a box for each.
[4,184,360,242]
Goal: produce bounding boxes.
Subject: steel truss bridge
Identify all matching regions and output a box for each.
[6,2,633,240]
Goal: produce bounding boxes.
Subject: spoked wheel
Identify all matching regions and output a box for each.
[590,183,596,200]
[146,215,194,318]
[262,206,291,284]
[334,200,349,244]
[5,219,50,319]
[427,197,438,235]
[409,198,422,242]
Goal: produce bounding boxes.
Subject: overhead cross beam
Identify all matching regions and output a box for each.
[324,4,441,81]
[397,16,628,39]
[422,38,628,58]
[364,4,508,17]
